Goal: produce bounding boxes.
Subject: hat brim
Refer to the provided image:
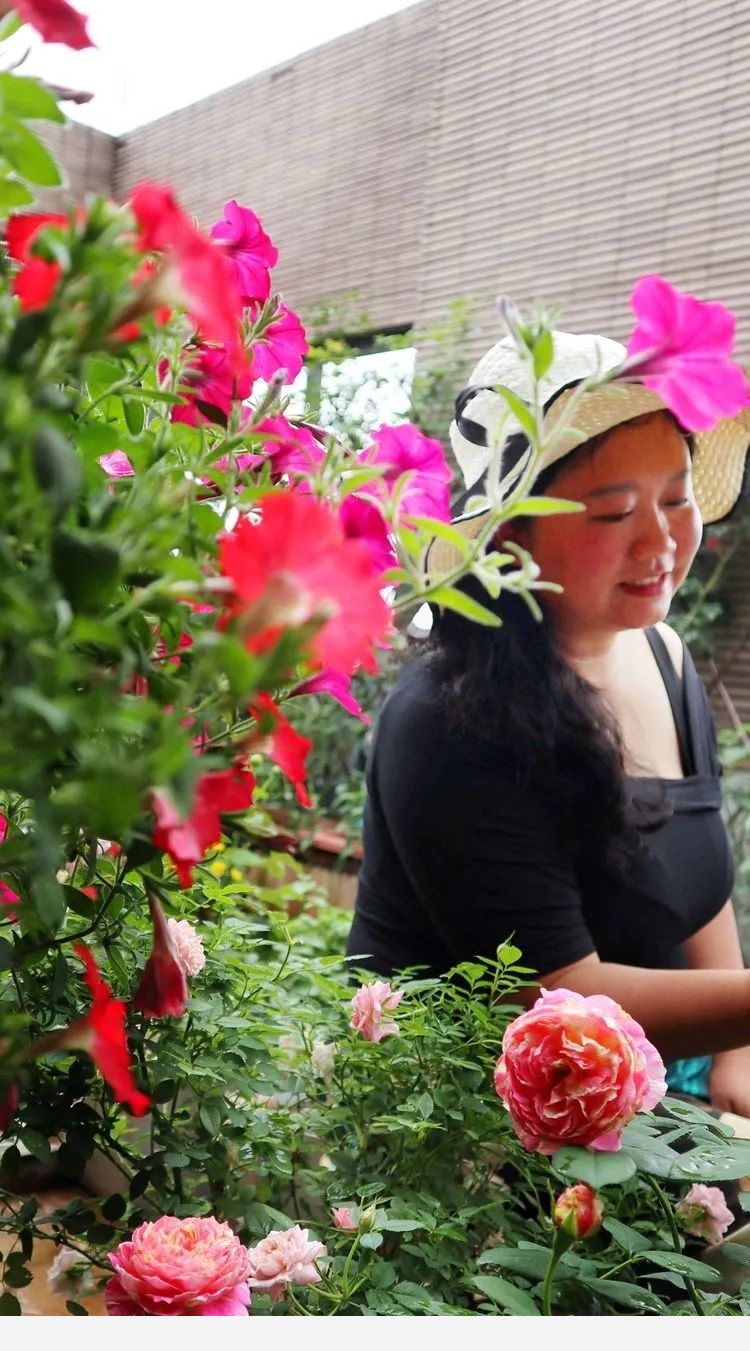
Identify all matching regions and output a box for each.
[429,385,750,580]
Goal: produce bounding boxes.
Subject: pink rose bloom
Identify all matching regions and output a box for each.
[338,494,397,578]
[105,1215,251,1316]
[99,450,135,477]
[350,980,404,1043]
[676,1184,734,1246]
[494,988,666,1154]
[250,302,308,382]
[362,422,453,522]
[245,1225,325,1302]
[624,275,749,430]
[210,200,278,305]
[166,917,206,977]
[331,1207,358,1231]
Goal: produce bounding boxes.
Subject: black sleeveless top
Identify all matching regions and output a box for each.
[348,629,734,979]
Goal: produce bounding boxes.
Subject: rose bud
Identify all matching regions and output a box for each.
[553,1183,604,1241]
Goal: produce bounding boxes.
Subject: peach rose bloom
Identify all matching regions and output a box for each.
[166,917,206,977]
[105,1215,250,1316]
[349,980,403,1043]
[676,1184,734,1245]
[246,1225,326,1302]
[494,987,666,1154]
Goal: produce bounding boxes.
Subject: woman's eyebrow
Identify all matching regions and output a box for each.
[582,467,689,501]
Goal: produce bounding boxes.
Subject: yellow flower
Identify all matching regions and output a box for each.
[230,868,243,882]
[209,859,227,878]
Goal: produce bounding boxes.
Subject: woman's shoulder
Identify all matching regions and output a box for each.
[654,620,685,678]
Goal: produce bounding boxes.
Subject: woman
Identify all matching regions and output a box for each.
[347,328,750,1116]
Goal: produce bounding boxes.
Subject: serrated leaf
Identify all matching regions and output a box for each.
[712,1242,750,1268]
[476,1247,550,1280]
[472,1274,539,1315]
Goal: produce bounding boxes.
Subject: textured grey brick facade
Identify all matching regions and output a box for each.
[40,0,750,721]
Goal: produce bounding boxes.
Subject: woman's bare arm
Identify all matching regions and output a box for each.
[539,950,750,1062]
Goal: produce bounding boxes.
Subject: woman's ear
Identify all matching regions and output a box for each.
[491,520,529,549]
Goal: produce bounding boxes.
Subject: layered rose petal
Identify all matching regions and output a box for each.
[105,1215,251,1317]
[553,1183,604,1241]
[350,980,403,1043]
[166,917,206,977]
[245,1226,325,1303]
[494,987,666,1154]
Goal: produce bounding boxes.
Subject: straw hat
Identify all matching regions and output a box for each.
[428,330,750,577]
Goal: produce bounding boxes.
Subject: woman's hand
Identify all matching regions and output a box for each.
[710,1046,750,1118]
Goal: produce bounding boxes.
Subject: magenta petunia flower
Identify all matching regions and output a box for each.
[210,200,278,306]
[250,302,308,382]
[338,494,397,578]
[362,423,453,522]
[624,275,750,431]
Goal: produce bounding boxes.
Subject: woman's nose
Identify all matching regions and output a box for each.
[632,508,676,558]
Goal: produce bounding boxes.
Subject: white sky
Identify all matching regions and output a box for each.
[6,0,420,135]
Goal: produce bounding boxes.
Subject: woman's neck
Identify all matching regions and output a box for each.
[556,626,636,688]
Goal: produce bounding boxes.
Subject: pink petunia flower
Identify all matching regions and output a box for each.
[249,302,308,382]
[245,1226,325,1303]
[494,987,666,1154]
[105,1215,251,1316]
[361,423,453,522]
[338,494,397,578]
[210,200,278,306]
[291,668,369,724]
[623,275,750,430]
[350,980,404,1043]
[251,414,325,480]
[99,450,135,478]
[676,1184,734,1246]
[170,344,255,427]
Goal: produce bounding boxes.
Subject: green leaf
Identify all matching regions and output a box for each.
[669,1139,750,1181]
[472,1274,540,1315]
[497,942,523,965]
[380,1219,424,1233]
[503,495,585,520]
[0,74,65,123]
[0,937,14,972]
[416,1092,433,1119]
[711,1242,750,1268]
[101,1193,127,1222]
[66,1301,89,1316]
[552,1145,636,1187]
[360,1231,383,1250]
[52,529,121,613]
[123,397,145,436]
[494,385,537,439]
[476,1247,550,1280]
[0,115,62,186]
[641,1250,721,1282]
[0,1292,21,1315]
[17,1128,51,1162]
[578,1277,666,1313]
[425,585,501,627]
[602,1216,652,1254]
[532,330,555,380]
[198,1102,223,1135]
[32,426,82,521]
[0,177,35,210]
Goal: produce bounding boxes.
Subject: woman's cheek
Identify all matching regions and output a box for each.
[672,506,702,587]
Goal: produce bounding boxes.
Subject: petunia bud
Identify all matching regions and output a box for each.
[553,1183,604,1242]
[132,893,189,1019]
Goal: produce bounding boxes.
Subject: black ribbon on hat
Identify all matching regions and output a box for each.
[453,384,498,447]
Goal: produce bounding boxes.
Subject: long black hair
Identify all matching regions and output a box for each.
[426,420,679,875]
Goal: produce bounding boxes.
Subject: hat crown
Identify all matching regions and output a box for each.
[468,330,626,403]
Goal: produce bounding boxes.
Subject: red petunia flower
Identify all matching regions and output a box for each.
[251,693,313,808]
[12,0,94,49]
[210,200,278,306]
[6,212,68,312]
[218,493,391,676]
[132,894,189,1019]
[151,762,256,887]
[66,945,150,1116]
[127,183,247,373]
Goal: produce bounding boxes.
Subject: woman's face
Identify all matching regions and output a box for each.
[522,412,702,639]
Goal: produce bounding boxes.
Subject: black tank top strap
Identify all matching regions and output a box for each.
[644,627,693,775]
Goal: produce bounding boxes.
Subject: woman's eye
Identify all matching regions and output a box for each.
[590,511,632,523]
[664,497,689,508]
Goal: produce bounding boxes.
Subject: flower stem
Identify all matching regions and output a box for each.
[643,1174,705,1316]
